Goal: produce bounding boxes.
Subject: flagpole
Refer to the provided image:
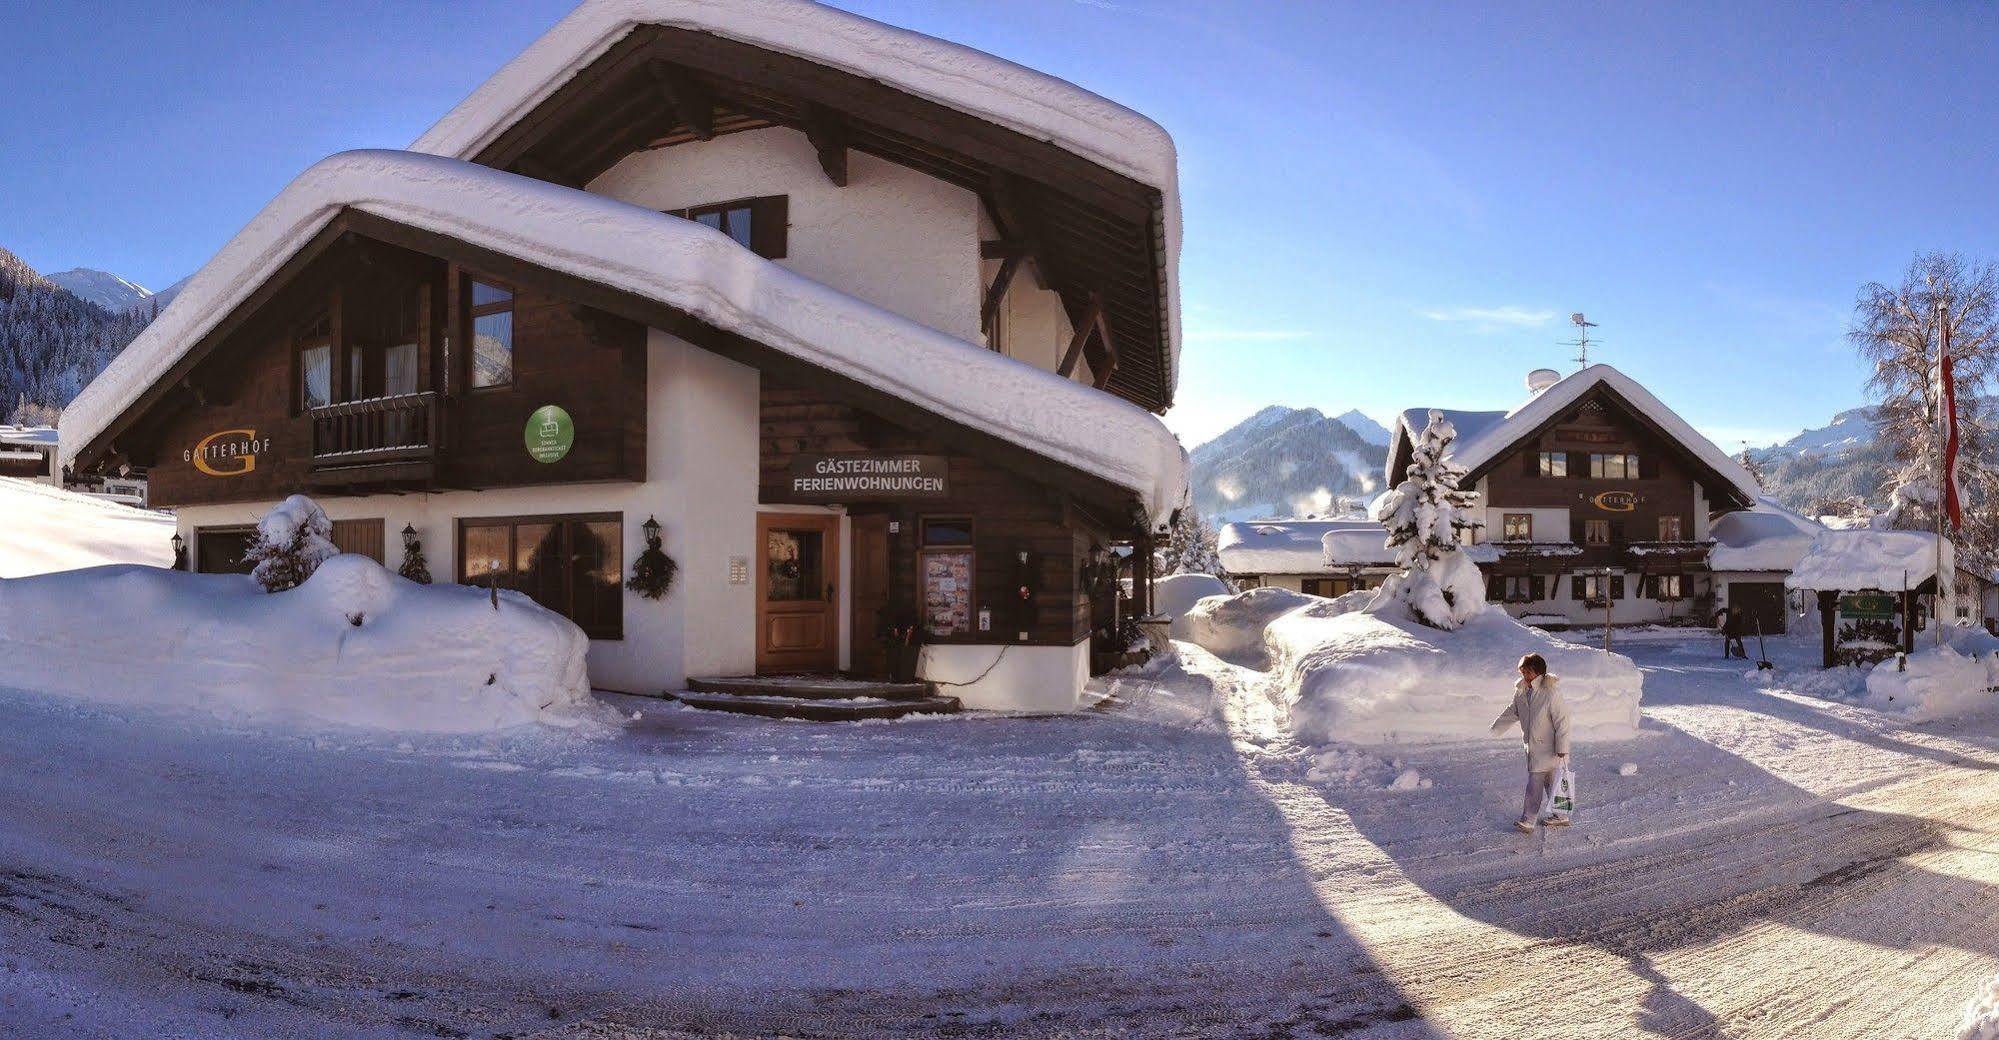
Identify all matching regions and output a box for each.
[1937,304,1948,648]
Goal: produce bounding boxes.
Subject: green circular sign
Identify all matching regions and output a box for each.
[525,405,574,464]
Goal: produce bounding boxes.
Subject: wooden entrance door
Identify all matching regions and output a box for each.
[849,513,892,678]
[1730,581,1788,636]
[756,513,842,675]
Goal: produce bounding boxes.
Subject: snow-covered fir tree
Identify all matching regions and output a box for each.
[0,247,151,417]
[1368,409,1485,630]
[244,495,340,593]
[1850,251,1999,595]
[1160,509,1225,577]
[1737,445,1766,490]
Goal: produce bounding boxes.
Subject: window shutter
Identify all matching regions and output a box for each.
[1610,520,1625,544]
[1640,454,1659,480]
[1612,575,1626,599]
[750,195,789,259]
[1523,451,1537,477]
[1569,451,1587,477]
[1641,575,1655,598]
[1571,575,1586,601]
[1570,516,1584,544]
[1486,572,1503,601]
[1530,575,1546,601]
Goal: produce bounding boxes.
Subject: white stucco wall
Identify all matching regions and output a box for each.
[921,641,1090,713]
[173,329,762,695]
[588,126,985,345]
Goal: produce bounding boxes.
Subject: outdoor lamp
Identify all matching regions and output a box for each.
[171,532,184,553]
[401,522,418,550]
[642,515,662,544]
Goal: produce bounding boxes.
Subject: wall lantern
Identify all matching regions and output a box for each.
[642,515,662,544]
[401,523,419,551]
[170,532,186,571]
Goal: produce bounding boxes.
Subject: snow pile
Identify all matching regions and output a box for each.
[1709,498,1822,573]
[0,476,174,578]
[1861,646,1999,722]
[1960,972,1999,1040]
[60,150,1188,525]
[1179,588,1642,746]
[1618,762,1640,776]
[1154,572,1231,622]
[1274,600,1643,746]
[1787,528,1952,591]
[0,556,617,734]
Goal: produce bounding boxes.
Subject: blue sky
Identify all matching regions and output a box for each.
[5,1,1996,452]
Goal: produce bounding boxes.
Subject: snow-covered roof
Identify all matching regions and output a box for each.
[411,0,1183,386]
[1389,365,1761,505]
[1786,528,1953,592]
[59,150,1188,523]
[1708,498,1822,573]
[1218,519,1391,574]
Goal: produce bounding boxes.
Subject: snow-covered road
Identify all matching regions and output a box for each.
[5,633,1999,1037]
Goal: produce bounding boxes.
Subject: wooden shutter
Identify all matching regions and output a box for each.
[1610,520,1625,544]
[329,519,385,563]
[1522,450,1537,477]
[1568,451,1587,477]
[1530,575,1546,601]
[1639,454,1660,480]
[1486,572,1503,601]
[750,195,789,259]
[1571,576,1586,600]
[1611,575,1626,600]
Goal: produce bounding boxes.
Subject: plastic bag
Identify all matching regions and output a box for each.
[1542,764,1576,822]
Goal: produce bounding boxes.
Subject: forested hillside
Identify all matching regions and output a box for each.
[0,248,151,423]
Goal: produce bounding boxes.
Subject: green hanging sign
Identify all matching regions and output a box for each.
[1839,593,1896,621]
[525,405,574,464]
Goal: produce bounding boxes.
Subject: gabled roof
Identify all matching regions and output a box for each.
[1388,364,1761,508]
[59,150,1188,525]
[409,0,1182,409]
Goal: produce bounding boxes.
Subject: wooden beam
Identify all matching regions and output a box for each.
[1089,302,1119,390]
[804,105,848,186]
[649,59,713,141]
[980,239,1025,260]
[985,174,1053,291]
[980,252,1023,336]
[1057,294,1103,380]
[510,155,569,186]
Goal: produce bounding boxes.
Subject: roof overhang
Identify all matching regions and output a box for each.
[61,151,1187,527]
[411,0,1181,412]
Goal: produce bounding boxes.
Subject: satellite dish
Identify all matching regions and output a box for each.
[1526,368,1562,393]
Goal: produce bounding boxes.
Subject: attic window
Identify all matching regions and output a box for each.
[668,196,789,260]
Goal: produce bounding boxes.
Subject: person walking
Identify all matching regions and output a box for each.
[1717,606,1747,659]
[1490,653,1571,834]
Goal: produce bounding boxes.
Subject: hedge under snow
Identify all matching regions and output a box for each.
[0,556,617,734]
[1179,587,1643,746]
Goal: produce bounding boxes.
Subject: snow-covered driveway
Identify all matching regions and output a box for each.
[6,633,1999,1037]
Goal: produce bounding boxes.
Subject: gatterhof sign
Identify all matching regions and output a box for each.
[780,454,949,501]
[185,428,272,477]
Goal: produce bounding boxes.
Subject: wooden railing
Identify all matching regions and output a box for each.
[309,391,439,464]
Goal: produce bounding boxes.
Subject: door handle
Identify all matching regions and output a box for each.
[826,583,836,602]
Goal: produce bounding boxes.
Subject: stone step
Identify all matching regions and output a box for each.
[670,690,961,722]
[685,675,935,702]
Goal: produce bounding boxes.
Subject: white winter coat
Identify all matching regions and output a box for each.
[1490,674,1572,772]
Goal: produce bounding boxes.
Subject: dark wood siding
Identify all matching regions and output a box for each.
[759,381,1108,647]
[1480,393,1699,543]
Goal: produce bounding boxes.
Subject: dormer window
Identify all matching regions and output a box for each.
[667,196,789,260]
[1589,453,1640,479]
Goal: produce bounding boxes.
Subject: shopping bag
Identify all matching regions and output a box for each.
[1543,764,1576,822]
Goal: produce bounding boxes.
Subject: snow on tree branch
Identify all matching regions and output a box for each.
[1367,409,1486,630]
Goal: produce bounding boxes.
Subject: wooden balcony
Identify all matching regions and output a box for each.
[308,391,440,487]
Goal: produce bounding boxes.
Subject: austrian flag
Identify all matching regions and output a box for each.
[1941,329,1964,531]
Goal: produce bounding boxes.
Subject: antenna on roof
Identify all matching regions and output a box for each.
[1563,312,1599,369]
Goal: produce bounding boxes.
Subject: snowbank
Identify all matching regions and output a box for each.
[1180,588,1643,745]
[60,150,1188,525]
[1154,572,1230,626]
[1861,646,1999,722]
[0,476,174,578]
[1709,498,1822,573]
[1964,972,1999,1040]
[0,556,617,734]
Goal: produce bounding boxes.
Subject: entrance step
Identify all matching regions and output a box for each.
[686,675,936,702]
[670,689,962,722]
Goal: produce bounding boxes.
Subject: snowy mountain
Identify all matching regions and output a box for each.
[1334,408,1392,447]
[1746,405,1893,516]
[45,268,152,312]
[1190,406,1389,525]
[0,248,153,422]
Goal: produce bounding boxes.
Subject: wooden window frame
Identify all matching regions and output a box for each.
[455,512,624,640]
[1583,519,1611,545]
[919,515,977,547]
[917,513,978,641]
[1537,452,1567,478]
[1589,452,1641,480]
[1502,513,1533,541]
[1658,516,1684,542]
[666,195,790,260]
[293,313,335,416]
[465,275,516,392]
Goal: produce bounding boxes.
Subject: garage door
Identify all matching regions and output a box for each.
[1730,581,1787,636]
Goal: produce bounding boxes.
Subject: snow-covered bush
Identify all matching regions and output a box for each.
[1369,409,1484,630]
[1160,509,1226,577]
[244,494,339,592]
[0,556,617,734]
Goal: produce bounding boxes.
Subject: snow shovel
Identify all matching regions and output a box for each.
[1753,619,1774,671]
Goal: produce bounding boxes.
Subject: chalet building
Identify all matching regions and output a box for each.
[59,0,1189,712]
[1224,366,1816,635]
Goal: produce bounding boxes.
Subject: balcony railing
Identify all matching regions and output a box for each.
[309,391,439,466]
